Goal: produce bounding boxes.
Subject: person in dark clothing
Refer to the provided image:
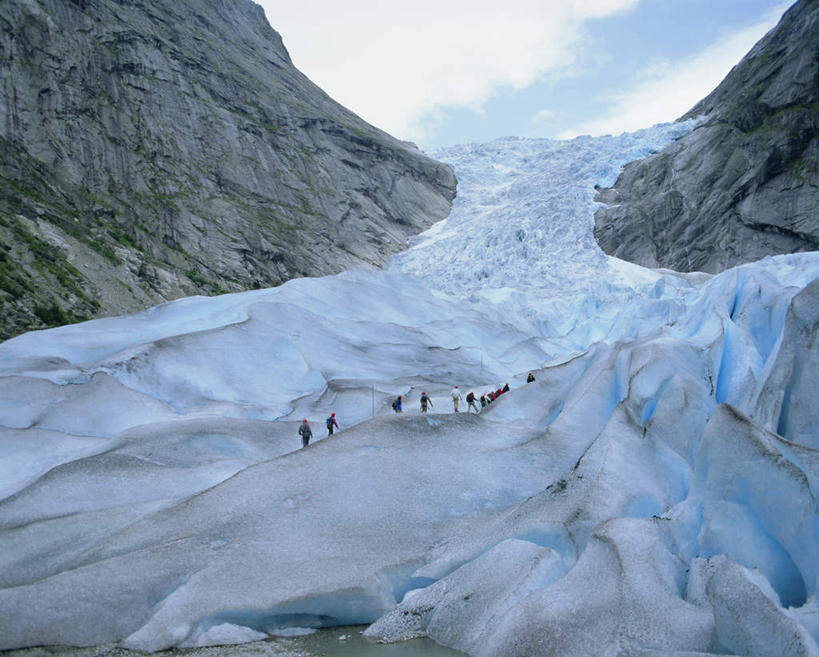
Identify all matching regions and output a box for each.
[527,372,535,383]
[480,394,487,408]
[392,395,403,413]
[326,413,339,436]
[420,391,433,412]
[502,382,510,393]
[298,419,312,448]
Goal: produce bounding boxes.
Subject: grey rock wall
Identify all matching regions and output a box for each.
[0,0,456,339]
[593,0,819,274]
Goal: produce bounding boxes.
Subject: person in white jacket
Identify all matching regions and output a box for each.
[451,385,462,412]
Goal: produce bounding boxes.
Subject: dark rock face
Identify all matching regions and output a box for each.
[0,0,456,340]
[594,0,819,274]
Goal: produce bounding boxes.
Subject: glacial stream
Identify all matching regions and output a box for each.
[3,627,466,657]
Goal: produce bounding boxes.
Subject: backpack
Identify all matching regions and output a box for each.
[466,392,474,402]
[326,417,334,428]
[392,399,399,409]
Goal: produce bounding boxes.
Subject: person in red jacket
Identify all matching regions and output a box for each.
[326,413,339,436]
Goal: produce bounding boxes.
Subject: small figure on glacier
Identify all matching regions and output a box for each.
[326,413,339,436]
[420,391,433,413]
[392,395,403,413]
[451,385,462,412]
[466,391,479,413]
[503,382,510,393]
[298,419,312,448]
[480,394,487,408]
[527,372,535,383]
[487,391,495,402]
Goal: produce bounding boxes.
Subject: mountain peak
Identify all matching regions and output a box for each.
[0,0,456,340]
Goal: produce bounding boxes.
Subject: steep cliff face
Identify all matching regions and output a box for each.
[0,0,456,339]
[593,0,819,274]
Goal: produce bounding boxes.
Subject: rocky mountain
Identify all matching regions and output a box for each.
[593,0,818,274]
[0,0,456,340]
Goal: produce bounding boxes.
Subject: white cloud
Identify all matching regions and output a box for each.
[531,108,556,123]
[256,0,639,142]
[557,1,792,139]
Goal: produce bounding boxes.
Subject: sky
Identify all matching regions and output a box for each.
[257,0,794,150]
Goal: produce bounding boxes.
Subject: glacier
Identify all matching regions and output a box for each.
[0,122,817,657]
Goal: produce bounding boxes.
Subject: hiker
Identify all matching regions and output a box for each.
[298,419,312,448]
[326,412,339,436]
[495,387,503,398]
[527,372,535,383]
[503,382,510,393]
[480,394,487,408]
[466,391,479,413]
[420,391,433,413]
[488,391,495,402]
[392,395,403,413]
[451,385,462,412]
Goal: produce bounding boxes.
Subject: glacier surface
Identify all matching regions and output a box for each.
[0,122,817,657]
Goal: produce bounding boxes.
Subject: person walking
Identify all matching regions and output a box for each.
[502,382,510,393]
[392,395,403,413]
[480,394,487,409]
[466,391,479,413]
[527,372,535,383]
[420,391,433,413]
[298,419,312,448]
[451,385,462,412]
[326,412,339,436]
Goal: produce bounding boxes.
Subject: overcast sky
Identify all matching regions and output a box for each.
[257,0,794,149]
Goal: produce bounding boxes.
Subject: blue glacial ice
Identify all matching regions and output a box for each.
[0,122,817,657]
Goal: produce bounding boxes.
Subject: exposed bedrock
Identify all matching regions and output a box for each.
[0,0,456,339]
[594,0,819,274]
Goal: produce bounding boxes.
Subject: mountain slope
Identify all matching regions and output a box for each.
[593,0,819,274]
[0,0,456,340]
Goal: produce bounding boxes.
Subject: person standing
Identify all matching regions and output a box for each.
[466,391,479,413]
[451,385,462,412]
[480,394,487,409]
[527,372,535,383]
[392,395,403,413]
[298,419,312,448]
[420,391,433,413]
[326,412,339,436]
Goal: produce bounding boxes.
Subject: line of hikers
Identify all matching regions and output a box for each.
[298,412,338,448]
[449,381,516,413]
[298,372,537,447]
